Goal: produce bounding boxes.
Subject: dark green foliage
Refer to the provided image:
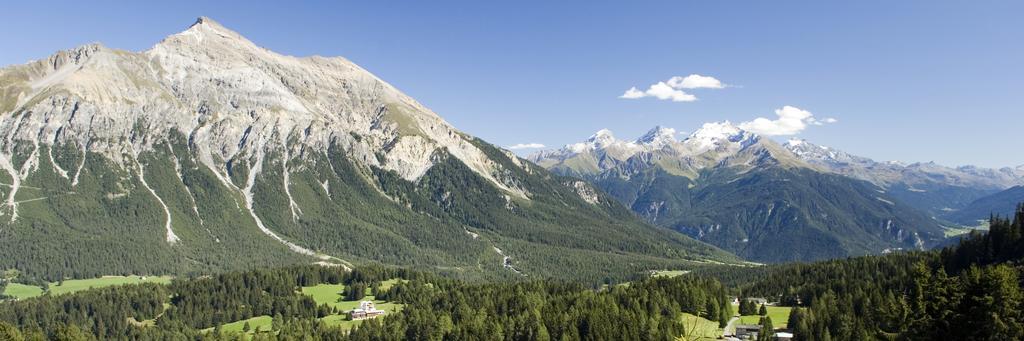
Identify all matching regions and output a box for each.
[757,316,773,341]
[342,282,367,301]
[347,273,731,340]
[712,204,1024,340]
[0,137,309,283]
[739,299,758,315]
[0,265,731,340]
[0,132,735,284]
[758,304,767,316]
[0,283,167,339]
[942,204,1024,272]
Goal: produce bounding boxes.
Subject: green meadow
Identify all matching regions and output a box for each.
[2,275,173,300]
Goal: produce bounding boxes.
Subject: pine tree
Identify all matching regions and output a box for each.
[0,322,23,341]
[757,316,774,341]
[272,313,283,331]
[787,307,802,331]
[705,300,720,321]
[759,304,767,316]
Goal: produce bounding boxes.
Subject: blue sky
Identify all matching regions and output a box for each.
[2,1,1022,167]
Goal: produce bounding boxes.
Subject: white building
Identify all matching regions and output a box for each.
[349,301,385,320]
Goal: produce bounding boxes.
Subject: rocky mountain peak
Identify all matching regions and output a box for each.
[635,126,677,148]
[784,139,834,159]
[153,16,263,55]
[192,16,219,27]
[0,16,535,220]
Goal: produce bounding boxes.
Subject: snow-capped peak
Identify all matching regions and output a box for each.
[635,126,678,149]
[783,139,839,160]
[567,129,628,153]
[683,121,753,151]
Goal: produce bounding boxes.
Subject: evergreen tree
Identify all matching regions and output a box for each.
[343,283,368,301]
[272,313,283,331]
[757,316,774,341]
[0,322,23,341]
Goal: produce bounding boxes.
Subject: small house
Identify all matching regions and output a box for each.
[348,301,385,320]
[735,324,761,340]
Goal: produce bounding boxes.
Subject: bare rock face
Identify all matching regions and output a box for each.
[0,17,529,222]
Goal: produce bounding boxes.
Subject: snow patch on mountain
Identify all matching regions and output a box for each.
[635,126,678,149]
[683,121,751,152]
[133,156,180,244]
[529,121,770,178]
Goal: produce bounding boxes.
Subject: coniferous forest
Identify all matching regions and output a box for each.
[0,205,1022,340]
[0,265,731,340]
[722,204,1024,340]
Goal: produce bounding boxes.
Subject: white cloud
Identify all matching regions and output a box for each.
[619,74,725,102]
[507,143,546,150]
[667,74,725,89]
[739,106,835,136]
[646,82,697,102]
[620,87,646,99]
[619,82,697,102]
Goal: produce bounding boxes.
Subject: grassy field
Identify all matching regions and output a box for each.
[2,275,173,300]
[680,313,722,340]
[299,281,404,330]
[943,222,989,237]
[201,315,275,337]
[49,276,173,296]
[2,283,44,299]
[738,305,792,329]
[196,279,408,336]
[651,270,690,278]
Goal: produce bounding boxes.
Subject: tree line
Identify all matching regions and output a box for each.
[0,263,732,340]
[729,204,1024,340]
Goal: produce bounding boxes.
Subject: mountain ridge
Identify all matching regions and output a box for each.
[0,18,736,282]
[530,123,950,262]
[781,138,1024,216]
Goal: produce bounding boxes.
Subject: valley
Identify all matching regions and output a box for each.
[529,125,1022,263]
[1,5,1022,340]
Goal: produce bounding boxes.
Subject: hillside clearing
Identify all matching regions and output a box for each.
[737,305,792,328]
[299,281,404,330]
[680,313,722,340]
[1,275,173,300]
[2,283,44,299]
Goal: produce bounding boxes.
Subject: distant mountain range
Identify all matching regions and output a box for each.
[0,17,736,282]
[530,123,1024,262]
[944,186,1024,225]
[784,138,1024,217]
